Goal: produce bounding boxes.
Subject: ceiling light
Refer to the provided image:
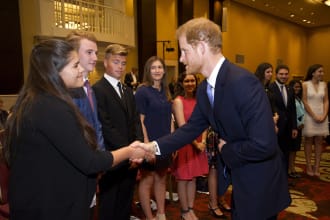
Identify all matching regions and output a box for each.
[290,13,295,17]
[323,0,330,6]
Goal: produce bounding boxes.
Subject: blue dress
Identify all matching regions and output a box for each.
[135,85,172,170]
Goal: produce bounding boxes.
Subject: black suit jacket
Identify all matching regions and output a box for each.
[9,94,113,220]
[156,59,291,220]
[93,77,143,151]
[268,82,297,151]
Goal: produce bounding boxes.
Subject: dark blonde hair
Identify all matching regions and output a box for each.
[4,39,97,165]
[176,17,222,54]
[141,56,171,101]
[66,30,97,51]
[104,44,128,59]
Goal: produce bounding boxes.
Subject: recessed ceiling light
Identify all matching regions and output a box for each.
[290,13,295,17]
[288,1,292,5]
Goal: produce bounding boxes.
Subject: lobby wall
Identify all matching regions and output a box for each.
[221,1,308,79]
[306,26,330,82]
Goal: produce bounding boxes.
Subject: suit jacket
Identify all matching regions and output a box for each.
[268,82,297,151]
[9,94,113,220]
[156,59,291,220]
[70,87,105,150]
[93,77,143,151]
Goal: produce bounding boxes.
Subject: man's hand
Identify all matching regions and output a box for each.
[130,141,156,162]
[128,141,145,163]
[218,139,227,152]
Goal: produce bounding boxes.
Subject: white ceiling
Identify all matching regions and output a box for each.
[232,0,330,28]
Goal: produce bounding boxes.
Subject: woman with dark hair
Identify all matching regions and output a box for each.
[172,72,208,220]
[288,80,304,178]
[135,56,174,220]
[255,62,273,89]
[255,62,279,132]
[302,64,329,177]
[3,39,145,220]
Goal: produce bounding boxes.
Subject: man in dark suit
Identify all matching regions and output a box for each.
[268,65,298,176]
[124,67,139,91]
[137,18,291,220]
[66,31,105,151]
[66,31,105,220]
[93,44,143,220]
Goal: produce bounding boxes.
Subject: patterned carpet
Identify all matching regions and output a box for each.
[131,145,330,220]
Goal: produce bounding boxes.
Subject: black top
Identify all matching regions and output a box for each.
[9,94,113,220]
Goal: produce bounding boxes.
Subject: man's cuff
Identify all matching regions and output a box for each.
[152,141,161,155]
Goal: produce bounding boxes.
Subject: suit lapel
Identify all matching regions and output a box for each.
[213,60,231,137]
[102,78,127,112]
[213,59,230,114]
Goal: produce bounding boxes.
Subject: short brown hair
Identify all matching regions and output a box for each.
[66,31,97,51]
[176,17,222,54]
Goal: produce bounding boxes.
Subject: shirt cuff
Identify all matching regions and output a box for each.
[152,141,161,155]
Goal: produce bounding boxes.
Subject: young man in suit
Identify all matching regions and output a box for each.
[66,31,105,151]
[268,65,298,177]
[136,17,291,220]
[93,44,143,220]
[66,31,105,220]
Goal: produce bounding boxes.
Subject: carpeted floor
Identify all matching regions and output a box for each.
[131,145,330,220]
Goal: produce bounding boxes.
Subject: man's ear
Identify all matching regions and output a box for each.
[196,41,206,55]
[103,59,107,68]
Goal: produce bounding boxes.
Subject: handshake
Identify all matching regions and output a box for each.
[128,141,157,164]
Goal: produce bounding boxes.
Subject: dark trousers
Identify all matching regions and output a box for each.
[98,163,137,220]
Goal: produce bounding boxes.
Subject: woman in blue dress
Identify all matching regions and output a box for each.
[135,56,174,220]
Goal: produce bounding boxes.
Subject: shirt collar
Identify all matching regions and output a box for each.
[275,80,285,88]
[104,73,121,88]
[206,56,226,88]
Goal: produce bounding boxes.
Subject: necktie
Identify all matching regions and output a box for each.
[84,80,94,111]
[207,83,214,107]
[117,81,124,98]
[280,85,287,106]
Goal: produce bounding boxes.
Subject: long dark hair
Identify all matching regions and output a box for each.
[254,62,273,86]
[141,56,171,101]
[174,72,198,98]
[304,64,323,81]
[289,80,303,99]
[4,39,97,165]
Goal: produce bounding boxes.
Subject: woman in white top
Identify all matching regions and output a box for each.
[302,64,329,177]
